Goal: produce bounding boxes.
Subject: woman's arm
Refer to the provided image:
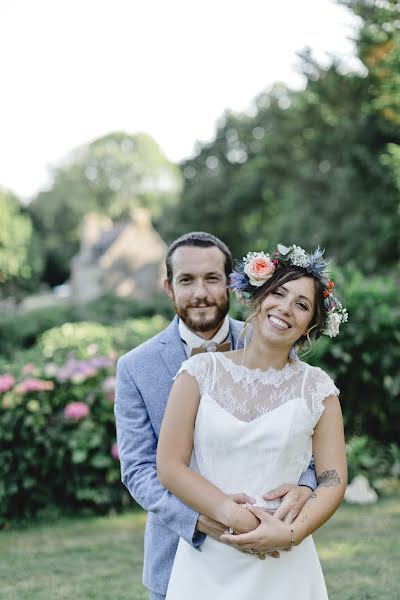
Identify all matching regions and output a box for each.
[220,393,347,552]
[157,372,259,533]
[289,393,347,544]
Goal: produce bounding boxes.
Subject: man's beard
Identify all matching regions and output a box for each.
[173,296,230,333]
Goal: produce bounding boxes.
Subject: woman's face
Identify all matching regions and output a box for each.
[255,276,316,347]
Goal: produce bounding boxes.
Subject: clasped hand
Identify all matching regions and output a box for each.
[221,484,312,558]
[220,505,291,558]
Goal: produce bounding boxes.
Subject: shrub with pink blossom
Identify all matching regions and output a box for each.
[64,401,90,421]
[0,315,168,523]
[14,378,55,394]
[0,374,15,393]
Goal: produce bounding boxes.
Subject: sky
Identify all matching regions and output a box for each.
[0,0,362,201]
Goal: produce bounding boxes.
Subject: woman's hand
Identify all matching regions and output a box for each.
[220,504,292,554]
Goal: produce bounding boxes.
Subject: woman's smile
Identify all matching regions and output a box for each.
[268,315,291,330]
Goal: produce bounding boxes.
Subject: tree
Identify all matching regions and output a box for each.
[29,132,182,285]
[159,2,400,273]
[0,188,43,299]
[340,0,400,126]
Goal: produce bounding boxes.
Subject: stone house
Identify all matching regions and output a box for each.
[69,208,167,303]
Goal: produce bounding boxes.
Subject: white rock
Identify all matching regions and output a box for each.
[344,475,378,504]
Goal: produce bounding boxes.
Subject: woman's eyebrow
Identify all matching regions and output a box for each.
[280,285,312,304]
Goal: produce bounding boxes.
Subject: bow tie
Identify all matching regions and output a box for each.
[191,341,231,356]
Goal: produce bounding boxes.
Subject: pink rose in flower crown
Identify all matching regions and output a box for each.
[64,401,90,421]
[243,253,276,287]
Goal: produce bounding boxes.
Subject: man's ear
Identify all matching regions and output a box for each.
[163,278,173,299]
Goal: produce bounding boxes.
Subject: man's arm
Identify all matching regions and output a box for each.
[115,356,204,547]
[298,457,317,490]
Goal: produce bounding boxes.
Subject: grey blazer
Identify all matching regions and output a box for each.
[115,315,316,596]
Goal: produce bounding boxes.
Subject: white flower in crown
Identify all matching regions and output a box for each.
[288,245,309,268]
[243,252,276,287]
[323,312,342,338]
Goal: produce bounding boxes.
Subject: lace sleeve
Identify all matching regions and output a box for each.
[174,353,213,396]
[304,366,340,428]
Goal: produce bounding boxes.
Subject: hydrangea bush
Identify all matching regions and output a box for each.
[0,316,168,523]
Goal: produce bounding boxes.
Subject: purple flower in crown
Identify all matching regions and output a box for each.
[229,269,248,291]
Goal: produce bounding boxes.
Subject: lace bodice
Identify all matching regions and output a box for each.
[176,352,338,428]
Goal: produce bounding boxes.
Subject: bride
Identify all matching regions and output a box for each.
[157,244,348,599]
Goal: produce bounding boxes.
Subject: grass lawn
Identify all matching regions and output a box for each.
[1,495,399,600]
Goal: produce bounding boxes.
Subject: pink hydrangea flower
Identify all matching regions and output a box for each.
[111,442,119,460]
[0,374,15,393]
[14,379,55,394]
[63,401,90,421]
[21,363,39,375]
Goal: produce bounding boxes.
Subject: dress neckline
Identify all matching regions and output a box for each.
[216,352,300,377]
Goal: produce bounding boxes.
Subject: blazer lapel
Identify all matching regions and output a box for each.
[158,316,187,378]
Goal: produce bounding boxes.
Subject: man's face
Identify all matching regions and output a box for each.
[164,245,230,334]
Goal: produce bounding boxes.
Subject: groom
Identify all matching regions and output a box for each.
[115,232,316,600]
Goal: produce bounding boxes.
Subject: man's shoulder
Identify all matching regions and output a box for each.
[117,318,177,369]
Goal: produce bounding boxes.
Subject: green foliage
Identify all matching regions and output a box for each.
[0,304,77,358]
[346,435,400,485]
[36,316,168,364]
[0,314,168,522]
[38,322,115,363]
[0,294,174,359]
[0,361,121,522]
[307,268,400,443]
[28,132,182,285]
[158,2,400,274]
[0,188,43,297]
[340,0,400,126]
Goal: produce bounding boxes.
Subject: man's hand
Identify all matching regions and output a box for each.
[263,484,313,524]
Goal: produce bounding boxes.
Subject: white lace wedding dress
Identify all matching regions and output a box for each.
[165,352,339,600]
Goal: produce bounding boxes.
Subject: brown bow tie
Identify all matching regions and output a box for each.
[191,341,231,356]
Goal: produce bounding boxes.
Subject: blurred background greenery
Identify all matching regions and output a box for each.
[0,0,399,524]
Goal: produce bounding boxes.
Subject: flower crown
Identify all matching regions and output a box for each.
[230,244,348,338]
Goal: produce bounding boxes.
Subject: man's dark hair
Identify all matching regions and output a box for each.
[166,232,232,283]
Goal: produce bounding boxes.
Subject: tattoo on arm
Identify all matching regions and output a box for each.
[300,514,308,523]
[317,470,341,488]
